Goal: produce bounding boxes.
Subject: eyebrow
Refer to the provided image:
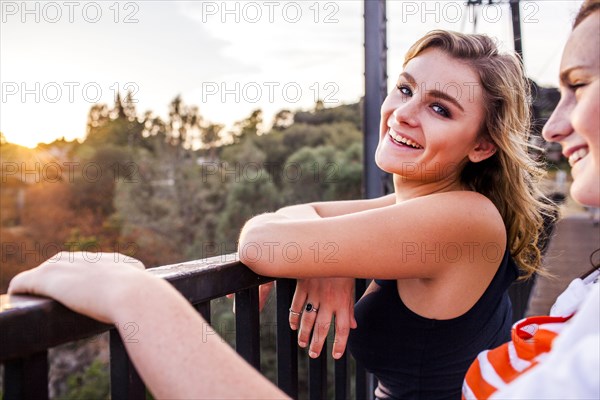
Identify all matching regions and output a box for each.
[559,66,584,84]
[399,72,465,112]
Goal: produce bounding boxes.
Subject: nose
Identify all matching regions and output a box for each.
[542,96,574,143]
[391,97,419,128]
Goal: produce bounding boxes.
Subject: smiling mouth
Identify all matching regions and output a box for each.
[388,129,423,149]
[569,147,588,167]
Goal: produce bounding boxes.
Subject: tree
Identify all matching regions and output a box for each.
[166,95,203,149]
[84,95,144,148]
[271,109,293,131]
[201,123,224,160]
[216,171,280,247]
[233,109,263,143]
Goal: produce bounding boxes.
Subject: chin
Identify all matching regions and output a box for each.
[374,146,388,172]
[570,173,600,208]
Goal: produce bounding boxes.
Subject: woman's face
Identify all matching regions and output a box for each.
[375,48,494,184]
[542,12,600,207]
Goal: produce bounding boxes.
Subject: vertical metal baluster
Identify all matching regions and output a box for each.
[335,352,350,400]
[110,328,146,400]
[276,279,298,397]
[308,341,327,400]
[194,301,212,324]
[3,350,48,400]
[354,278,368,400]
[235,287,261,369]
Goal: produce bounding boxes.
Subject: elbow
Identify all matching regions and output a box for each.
[238,225,275,277]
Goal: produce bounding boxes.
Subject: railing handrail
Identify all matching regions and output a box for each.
[0,253,273,362]
[1,253,373,399]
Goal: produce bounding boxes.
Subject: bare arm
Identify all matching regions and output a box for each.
[8,253,287,400]
[239,191,506,279]
[273,194,396,220]
[309,193,397,217]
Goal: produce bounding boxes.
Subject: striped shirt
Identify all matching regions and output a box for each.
[462,270,600,400]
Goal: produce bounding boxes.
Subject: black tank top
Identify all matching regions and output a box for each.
[347,248,518,400]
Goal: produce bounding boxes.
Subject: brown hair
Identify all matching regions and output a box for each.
[403,30,557,279]
[574,0,600,28]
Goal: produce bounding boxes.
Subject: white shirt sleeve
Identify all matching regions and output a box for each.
[491,284,600,400]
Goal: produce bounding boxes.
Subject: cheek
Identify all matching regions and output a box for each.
[572,85,600,162]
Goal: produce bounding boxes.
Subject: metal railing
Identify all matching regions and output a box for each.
[0,255,374,399]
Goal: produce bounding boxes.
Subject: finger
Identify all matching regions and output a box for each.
[258,282,275,312]
[331,309,352,359]
[7,269,35,295]
[298,301,319,348]
[289,283,308,330]
[309,311,333,358]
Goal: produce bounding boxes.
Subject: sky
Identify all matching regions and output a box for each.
[0,0,584,148]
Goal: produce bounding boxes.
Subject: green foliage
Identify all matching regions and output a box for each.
[282,142,362,204]
[70,144,135,219]
[58,359,109,400]
[294,102,361,129]
[3,98,366,396]
[216,170,280,247]
[85,92,144,149]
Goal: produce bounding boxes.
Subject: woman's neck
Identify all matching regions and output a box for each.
[392,174,466,203]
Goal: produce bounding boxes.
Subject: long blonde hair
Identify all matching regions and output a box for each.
[404,30,556,278]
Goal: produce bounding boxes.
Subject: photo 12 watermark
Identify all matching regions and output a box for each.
[1,161,140,184]
[197,1,340,24]
[239,241,340,264]
[398,1,539,24]
[199,161,340,184]
[1,82,139,104]
[200,81,339,105]
[1,242,141,264]
[1,1,140,24]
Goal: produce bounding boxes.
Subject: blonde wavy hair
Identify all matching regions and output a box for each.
[404,30,556,279]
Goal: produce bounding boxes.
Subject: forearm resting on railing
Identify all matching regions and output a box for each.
[111,274,286,399]
[7,253,287,399]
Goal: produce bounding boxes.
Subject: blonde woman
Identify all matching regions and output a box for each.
[9,30,552,399]
[237,30,552,399]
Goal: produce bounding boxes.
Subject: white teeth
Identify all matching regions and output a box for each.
[568,148,588,167]
[389,130,423,149]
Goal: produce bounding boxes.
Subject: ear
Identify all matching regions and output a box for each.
[468,137,497,163]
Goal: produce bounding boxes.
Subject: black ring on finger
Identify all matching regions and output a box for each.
[305,302,319,313]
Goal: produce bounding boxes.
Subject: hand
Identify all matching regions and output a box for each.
[226,281,275,313]
[8,251,146,324]
[289,278,357,360]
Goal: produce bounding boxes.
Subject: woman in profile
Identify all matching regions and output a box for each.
[463,1,600,398]
[9,29,552,399]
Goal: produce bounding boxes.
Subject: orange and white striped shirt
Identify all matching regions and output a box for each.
[462,314,571,399]
[462,273,599,400]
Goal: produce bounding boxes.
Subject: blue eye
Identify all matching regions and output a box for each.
[397,85,412,96]
[431,103,451,118]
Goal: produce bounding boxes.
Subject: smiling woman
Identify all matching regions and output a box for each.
[238,30,556,399]
[463,2,600,398]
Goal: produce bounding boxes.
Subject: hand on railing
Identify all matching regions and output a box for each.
[8,251,146,324]
[289,278,357,360]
